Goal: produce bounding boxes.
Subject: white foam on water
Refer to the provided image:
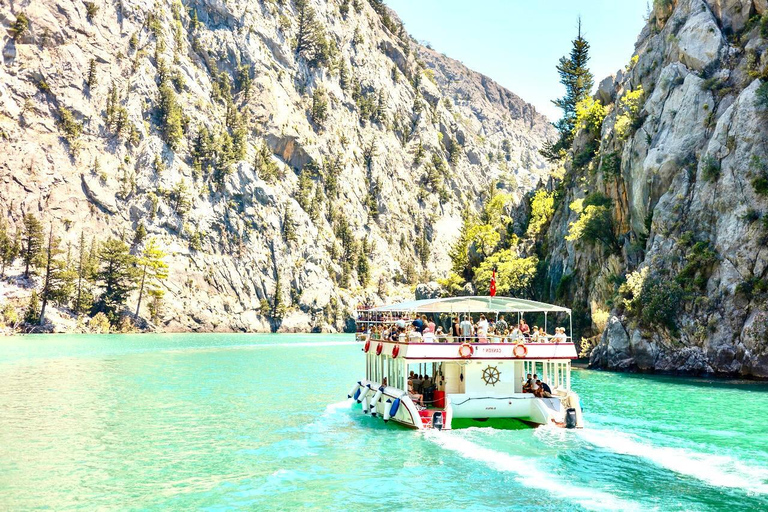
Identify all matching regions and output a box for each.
[579,429,768,495]
[303,400,355,433]
[425,430,641,511]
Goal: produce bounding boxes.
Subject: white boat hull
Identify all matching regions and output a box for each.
[351,379,582,429]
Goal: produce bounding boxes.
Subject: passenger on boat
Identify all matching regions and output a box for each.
[451,317,461,338]
[530,326,539,342]
[381,377,388,387]
[435,326,447,342]
[412,316,425,333]
[395,317,407,329]
[520,319,530,338]
[422,327,436,343]
[407,381,424,406]
[427,317,436,333]
[534,380,553,398]
[408,327,423,343]
[496,315,508,335]
[531,374,540,392]
[553,327,568,342]
[459,316,473,342]
[510,324,522,343]
[523,373,533,393]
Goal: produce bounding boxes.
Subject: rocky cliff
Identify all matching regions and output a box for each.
[537,0,768,377]
[0,0,554,332]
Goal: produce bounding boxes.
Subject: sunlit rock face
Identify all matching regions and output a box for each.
[545,0,768,377]
[0,0,554,332]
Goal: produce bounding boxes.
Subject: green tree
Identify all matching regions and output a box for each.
[24,290,40,324]
[39,226,74,324]
[94,238,138,323]
[87,59,97,88]
[158,80,184,149]
[21,213,44,278]
[543,18,594,160]
[134,238,168,318]
[74,233,98,315]
[0,218,20,277]
[565,193,618,251]
[294,0,322,59]
[310,88,328,128]
[473,249,538,297]
[526,190,555,238]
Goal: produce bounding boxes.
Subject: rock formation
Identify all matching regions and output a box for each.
[536,0,768,377]
[0,0,554,332]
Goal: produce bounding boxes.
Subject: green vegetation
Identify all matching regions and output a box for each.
[574,97,607,135]
[158,79,184,150]
[294,0,334,68]
[134,238,169,319]
[542,19,594,161]
[93,238,138,324]
[565,193,618,251]
[87,59,97,88]
[701,154,721,182]
[614,87,645,140]
[526,190,555,238]
[11,12,29,39]
[473,250,538,296]
[756,81,768,110]
[310,88,328,128]
[57,106,83,153]
[84,2,99,21]
[21,213,44,278]
[0,218,20,277]
[750,155,768,195]
[600,152,621,179]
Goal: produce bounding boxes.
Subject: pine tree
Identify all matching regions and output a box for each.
[545,18,594,160]
[74,232,97,316]
[21,213,44,278]
[0,218,20,277]
[39,225,69,324]
[295,0,320,58]
[24,290,40,324]
[134,238,168,318]
[87,59,97,88]
[310,88,328,128]
[158,79,184,149]
[94,238,138,323]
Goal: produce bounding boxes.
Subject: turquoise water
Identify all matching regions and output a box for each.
[1,334,767,511]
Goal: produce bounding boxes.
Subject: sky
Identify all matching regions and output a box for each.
[386,0,649,121]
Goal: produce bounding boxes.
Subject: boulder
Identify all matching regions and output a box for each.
[415,281,445,300]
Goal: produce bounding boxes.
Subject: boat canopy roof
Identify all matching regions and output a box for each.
[367,296,570,314]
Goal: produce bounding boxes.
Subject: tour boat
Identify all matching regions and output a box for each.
[349,296,584,430]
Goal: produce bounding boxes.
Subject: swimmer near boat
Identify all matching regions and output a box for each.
[349,296,585,430]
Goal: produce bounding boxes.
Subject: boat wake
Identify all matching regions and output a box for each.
[579,429,768,495]
[425,430,640,511]
[303,400,355,433]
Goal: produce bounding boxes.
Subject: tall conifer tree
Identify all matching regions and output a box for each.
[542,18,594,161]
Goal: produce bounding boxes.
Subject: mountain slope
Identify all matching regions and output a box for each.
[534,0,768,377]
[0,0,554,332]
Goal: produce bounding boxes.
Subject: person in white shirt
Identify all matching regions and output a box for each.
[477,314,489,334]
[422,327,436,343]
[459,316,473,342]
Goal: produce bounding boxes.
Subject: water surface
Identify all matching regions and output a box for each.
[1,334,766,510]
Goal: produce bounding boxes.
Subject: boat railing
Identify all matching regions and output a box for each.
[358,334,572,345]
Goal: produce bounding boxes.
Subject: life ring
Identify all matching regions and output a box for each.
[363,339,371,353]
[458,343,474,358]
[513,344,528,358]
[376,342,383,355]
[392,344,400,358]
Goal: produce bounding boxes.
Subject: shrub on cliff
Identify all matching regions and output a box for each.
[565,193,618,251]
[11,12,29,39]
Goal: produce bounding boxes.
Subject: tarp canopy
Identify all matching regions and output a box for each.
[367,296,570,314]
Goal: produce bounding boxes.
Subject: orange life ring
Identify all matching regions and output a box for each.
[458,343,474,358]
[376,342,383,355]
[513,344,528,358]
[363,339,371,353]
[392,344,400,358]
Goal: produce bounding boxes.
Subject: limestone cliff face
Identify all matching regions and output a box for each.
[0,0,554,332]
[541,0,768,377]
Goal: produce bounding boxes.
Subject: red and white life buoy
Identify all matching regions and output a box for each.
[458,343,474,358]
[513,344,528,358]
[363,339,371,353]
[392,344,400,358]
[376,343,383,355]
